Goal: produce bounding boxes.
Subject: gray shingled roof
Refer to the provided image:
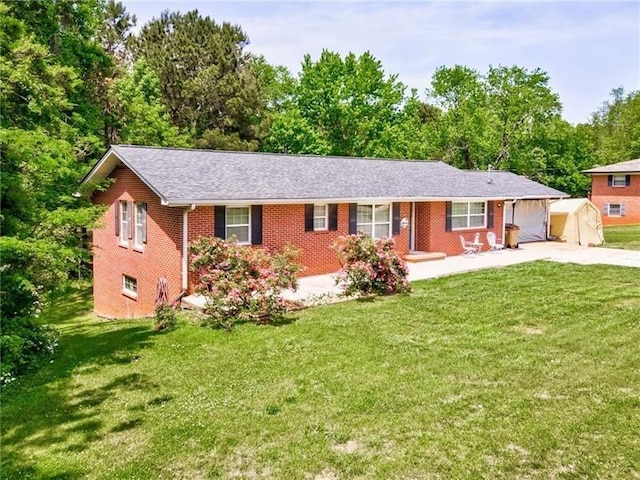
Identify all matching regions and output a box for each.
[582,158,640,174]
[83,145,567,205]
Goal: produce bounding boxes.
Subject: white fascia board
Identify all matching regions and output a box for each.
[161,196,513,207]
[81,148,168,204]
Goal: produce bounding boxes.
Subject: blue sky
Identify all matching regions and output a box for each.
[123,1,639,125]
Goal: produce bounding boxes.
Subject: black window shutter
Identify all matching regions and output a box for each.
[445,202,452,231]
[114,200,120,236]
[392,202,401,236]
[304,204,314,232]
[626,175,631,186]
[349,203,358,235]
[328,204,338,231]
[141,203,148,244]
[487,201,494,228]
[607,175,613,186]
[214,206,226,238]
[127,201,133,239]
[251,205,263,245]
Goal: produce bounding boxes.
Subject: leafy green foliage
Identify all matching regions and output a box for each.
[0,237,68,385]
[190,237,302,329]
[135,10,264,149]
[332,233,411,296]
[107,60,190,146]
[154,304,178,332]
[591,87,640,164]
[264,50,408,157]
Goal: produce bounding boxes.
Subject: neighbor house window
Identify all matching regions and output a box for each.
[357,204,391,239]
[120,201,129,245]
[452,201,486,229]
[122,275,137,297]
[612,175,627,187]
[134,203,147,249]
[314,204,328,231]
[226,206,250,244]
[606,203,624,216]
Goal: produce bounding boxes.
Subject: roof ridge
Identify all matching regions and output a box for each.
[111,144,445,164]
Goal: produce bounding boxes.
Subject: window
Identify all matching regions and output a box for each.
[313,204,328,231]
[612,175,627,187]
[451,201,486,229]
[119,201,129,245]
[226,206,250,244]
[606,203,624,216]
[134,203,147,249]
[357,204,391,239]
[122,275,137,297]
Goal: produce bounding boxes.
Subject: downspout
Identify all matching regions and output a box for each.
[410,202,416,252]
[182,205,196,291]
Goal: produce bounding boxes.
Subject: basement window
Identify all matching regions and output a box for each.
[122,275,138,298]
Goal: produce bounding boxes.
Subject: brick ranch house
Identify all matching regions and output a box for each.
[583,158,640,225]
[81,145,567,318]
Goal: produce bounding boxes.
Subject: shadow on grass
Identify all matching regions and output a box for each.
[0,285,158,479]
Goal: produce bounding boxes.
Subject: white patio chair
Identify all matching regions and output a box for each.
[486,231,504,251]
[460,235,479,255]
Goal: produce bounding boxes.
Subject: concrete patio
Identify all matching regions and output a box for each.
[182,242,640,309]
[281,241,640,303]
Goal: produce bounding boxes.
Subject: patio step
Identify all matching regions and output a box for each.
[404,251,446,263]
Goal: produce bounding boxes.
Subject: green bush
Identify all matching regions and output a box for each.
[191,237,302,329]
[154,304,178,331]
[332,233,411,297]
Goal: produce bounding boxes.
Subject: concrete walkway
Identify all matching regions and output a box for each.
[182,242,640,309]
[282,242,640,303]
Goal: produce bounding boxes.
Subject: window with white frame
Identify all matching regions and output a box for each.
[357,204,391,239]
[612,175,627,187]
[119,201,129,245]
[226,206,250,244]
[314,204,328,231]
[122,275,137,297]
[607,203,623,216]
[134,203,146,249]
[451,201,486,229]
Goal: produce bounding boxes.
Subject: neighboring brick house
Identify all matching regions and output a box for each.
[81,145,566,318]
[583,159,640,225]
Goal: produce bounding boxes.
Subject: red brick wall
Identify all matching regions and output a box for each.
[415,201,505,256]
[590,175,640,225]
[92,166,183,318]
[185,202,412,291]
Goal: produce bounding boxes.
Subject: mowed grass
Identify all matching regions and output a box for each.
[2,262,640,479]
[602,224,640,250]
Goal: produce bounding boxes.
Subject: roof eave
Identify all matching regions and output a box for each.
[78,147,168,203]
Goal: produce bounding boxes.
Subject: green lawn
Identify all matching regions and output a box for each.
[2,262,640,479]
[602,224,640,250]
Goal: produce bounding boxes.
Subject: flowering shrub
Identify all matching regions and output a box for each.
[332,234,411,297]
[190,237,302,329]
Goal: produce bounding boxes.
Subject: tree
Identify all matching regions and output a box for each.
[99,0,137,63]
[263,50,407,157]
[1,1,107,382]
[135,10,264,150]
[486,65,561,170]
[590,88,640,164]
[427,64,563,176]
[108,60,190,146]
[427,65,491,169]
